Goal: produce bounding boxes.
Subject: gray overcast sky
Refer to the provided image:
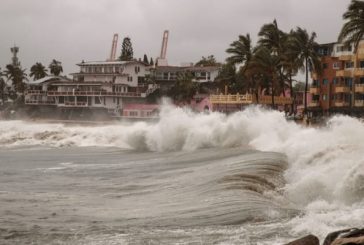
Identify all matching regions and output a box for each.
[0,0,351,79]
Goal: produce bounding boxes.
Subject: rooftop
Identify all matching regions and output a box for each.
[77,60,148,66]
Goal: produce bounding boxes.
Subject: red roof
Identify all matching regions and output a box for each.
[123,104,159,110]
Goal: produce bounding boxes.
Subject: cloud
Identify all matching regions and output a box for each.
[0,0,350,80]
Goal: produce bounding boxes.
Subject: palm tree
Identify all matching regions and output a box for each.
[49,59,63,76]
[338,0,364,52]
[226,34,260,97]
[282,30,304,112]
[290,27,321,115]
[4,64,28,93]
[168,72,198,103]
[258,19,288,97]
[30,62,48,80]
[226,34,253,71]
[0,68,6,103]
[251,46,281,108]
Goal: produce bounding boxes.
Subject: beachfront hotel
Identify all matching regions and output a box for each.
[309,40,364,116]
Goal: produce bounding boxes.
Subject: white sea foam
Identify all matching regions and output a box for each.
[0,103,363,237]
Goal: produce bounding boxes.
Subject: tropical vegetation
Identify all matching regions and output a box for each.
[30,62,48,80]
[4,64,28,93]
[49,59,63,76]
[221,19,321,113]
[119,37,134,61]
[338,0,364,52]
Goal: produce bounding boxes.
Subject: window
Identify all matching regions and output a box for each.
[323,79,329,85]
[129,111,138,117]
[333,62,340,69]
[127,76,133,82]
[360,77,364,84]
[95,97,101,104]
[333,78,337,84]
[322,63,328,69]
[345,61,354,69]
[323,94,327,101]
[135,66,140,74]
[360,61,364,68]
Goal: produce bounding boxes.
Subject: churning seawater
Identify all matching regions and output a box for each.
[0,105,364,244]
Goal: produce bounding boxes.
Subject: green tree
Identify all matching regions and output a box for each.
[290,27,321,114]
[250,46,281,108]
[49,59,63,76]
[226,34,258,98]
[168,72,198,102]
[258,19,288,97]
[0,68,6,103]
[119,37,134,61]
[338,0,364,51]
[30,62,48,80]
[150,57,154,66]
[143,54,149,64]
[282,30,304,112]
[195,55,219,67]
[226,34,253,68]
[215,63,237,94]
[4,64,28,93]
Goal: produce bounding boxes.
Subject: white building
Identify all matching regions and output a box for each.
[25,60,158,116]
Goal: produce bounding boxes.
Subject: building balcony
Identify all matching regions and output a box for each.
[357,53,364,60]
[339,55,354,61]
[355,83,364,93]
[355,100,364,107]
[47,91,144,98]
[25,100,56,105]
[24,90,46,95]
[334,101,350,107]
[309,101,320,107]
[258,96,292,105]
[354,68,364,76]
[61,101,88,107]
[309,87,320,94]
[335,86,351,93]
[209,94,254,104]
[336,69,354,77]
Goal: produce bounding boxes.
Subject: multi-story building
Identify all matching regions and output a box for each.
[309,40,364,116]
[25,60,158,119]
[150,65,220,91]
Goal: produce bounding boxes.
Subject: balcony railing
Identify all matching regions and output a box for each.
[334,101,350,107]
[355,100,364,107]
[61,101,88,107]
[24,90,47,95]
[336,70,354,77]
[25,100,56,105]
[335,86,351,93]
[309,87,320,94]
[309,101,320,107]
[258,96,292,105]
[47,91,143,98]
[357,53,364,60]
[210,94,254,104]
[339,55,354,61]
[209,94,292,105]
[354,68,364,76]
[355,83,364,93]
